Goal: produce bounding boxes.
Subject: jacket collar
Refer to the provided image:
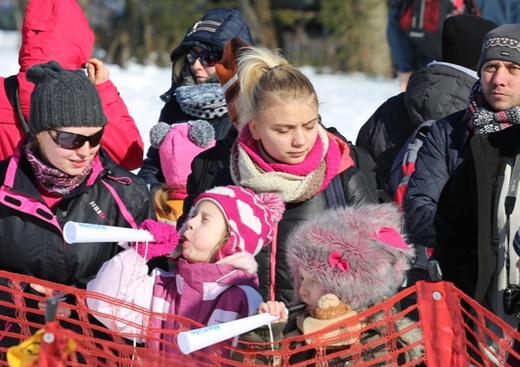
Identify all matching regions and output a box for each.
[174,257,259,295]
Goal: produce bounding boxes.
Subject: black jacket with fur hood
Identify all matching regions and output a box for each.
[138,8,254,185]
[356,62,477,191]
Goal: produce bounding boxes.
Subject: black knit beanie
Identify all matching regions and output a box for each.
[26,60,108,135]
[477,23,520,76]
[441,15,498,71]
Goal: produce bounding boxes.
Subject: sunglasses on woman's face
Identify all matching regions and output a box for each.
[47,128,104,150]
[186,49,221,67]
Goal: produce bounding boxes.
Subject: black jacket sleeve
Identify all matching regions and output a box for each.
[432,148,479,297]
[137,146,165,185]
[341,166,378,205]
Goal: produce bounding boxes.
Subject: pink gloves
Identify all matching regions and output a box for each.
[133,219,180,261]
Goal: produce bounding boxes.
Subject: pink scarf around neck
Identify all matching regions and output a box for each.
[236,125,343,193]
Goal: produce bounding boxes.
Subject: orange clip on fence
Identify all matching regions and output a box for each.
[1,270,520,366]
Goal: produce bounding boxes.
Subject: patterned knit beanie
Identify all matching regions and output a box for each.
[150,120,216,199]
[286,204,414,310]
[216,36,252,128]
[477,24,520,76]
[191,185,285,260]
[26,60,107,135]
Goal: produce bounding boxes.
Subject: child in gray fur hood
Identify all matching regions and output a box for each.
[235,203,424,366]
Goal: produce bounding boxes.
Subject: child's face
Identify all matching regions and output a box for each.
[179,200,227,263]
[298,267,325,312]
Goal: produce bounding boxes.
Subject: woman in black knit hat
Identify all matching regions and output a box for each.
[0,60,155,352]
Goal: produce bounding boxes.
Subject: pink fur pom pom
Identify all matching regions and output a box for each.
[134,219,180,261]
[258,192,285,223]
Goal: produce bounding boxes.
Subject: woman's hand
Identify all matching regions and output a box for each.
[86,58,110,85]
[258,301,288,323]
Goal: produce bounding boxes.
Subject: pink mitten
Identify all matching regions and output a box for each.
[133,219,180,261]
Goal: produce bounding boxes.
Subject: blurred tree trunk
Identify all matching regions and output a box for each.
[106,0,138,68]
[321,0,391,77]
[76,0,88,11]
[356,0,392,77]
[142,7,154,62]
[238,0,277,47]
[13,0,29,32]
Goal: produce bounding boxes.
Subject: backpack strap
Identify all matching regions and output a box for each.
[393,120,434,206]
[324,173,347,208]
[4,75,29,134]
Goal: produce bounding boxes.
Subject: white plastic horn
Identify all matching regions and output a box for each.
[177,309,287,355]
[63,221,155,244]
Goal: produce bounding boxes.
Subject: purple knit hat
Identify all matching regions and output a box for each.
[191,186,285,260]
[286,203,414,310]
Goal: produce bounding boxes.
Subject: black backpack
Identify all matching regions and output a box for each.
[3,75,29,134]
[398,0,479,60]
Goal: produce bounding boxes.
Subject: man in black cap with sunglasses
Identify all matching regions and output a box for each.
[138,8,254,186]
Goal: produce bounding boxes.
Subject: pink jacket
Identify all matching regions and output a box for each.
[87,249,262,357]
[0,0,144,170]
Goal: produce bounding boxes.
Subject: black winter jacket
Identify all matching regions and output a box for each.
[0,148,155,287]
[356,62,477,191]
[0,146,155,350]
[402,110,471,257]
[433,126,520,304]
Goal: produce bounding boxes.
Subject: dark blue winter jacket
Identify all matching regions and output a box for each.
[402,110,472,264]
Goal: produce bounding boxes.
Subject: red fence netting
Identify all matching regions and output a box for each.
[1,270,520,366]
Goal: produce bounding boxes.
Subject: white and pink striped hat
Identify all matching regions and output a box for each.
[192,185,284,260]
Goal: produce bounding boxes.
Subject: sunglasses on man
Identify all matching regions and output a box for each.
[47,128,104,150]
[186,49,222,67]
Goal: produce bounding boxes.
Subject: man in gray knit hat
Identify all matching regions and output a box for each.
[432,23,520,346]
[476,24,520,115]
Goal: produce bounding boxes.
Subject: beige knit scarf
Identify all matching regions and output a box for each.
[230,125,338,203]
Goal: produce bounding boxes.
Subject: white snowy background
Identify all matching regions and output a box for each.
[0,30,399,155]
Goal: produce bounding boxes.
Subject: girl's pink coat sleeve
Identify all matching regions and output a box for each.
[86,248,157,338]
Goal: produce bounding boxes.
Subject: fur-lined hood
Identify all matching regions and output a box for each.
[287,204,415,310]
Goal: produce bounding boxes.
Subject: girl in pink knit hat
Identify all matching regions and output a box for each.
[86,185,284,359]
[236,203,423,365]
[149,119,216,223]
